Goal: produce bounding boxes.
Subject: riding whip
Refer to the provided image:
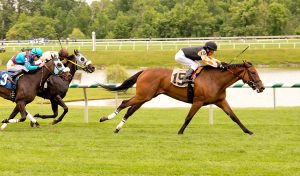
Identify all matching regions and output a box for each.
[228,45,249,64]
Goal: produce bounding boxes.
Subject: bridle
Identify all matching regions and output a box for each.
[226,63,262,90]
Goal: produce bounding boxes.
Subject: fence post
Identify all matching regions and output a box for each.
[92,31,96,51]
[83,88,89,123]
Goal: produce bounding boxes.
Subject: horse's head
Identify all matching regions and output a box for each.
[49,54,72,81]
[239,61,265,93]
[69,49,95,73]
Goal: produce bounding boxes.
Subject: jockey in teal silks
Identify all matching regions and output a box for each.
[7,48,45,79]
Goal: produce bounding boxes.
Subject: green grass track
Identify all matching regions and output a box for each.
[0,106,299,175]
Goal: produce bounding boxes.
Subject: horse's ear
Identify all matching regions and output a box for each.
[74,49,79,55]
[243,60,252,67]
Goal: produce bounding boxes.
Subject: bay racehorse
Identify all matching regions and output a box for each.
[31,49,95,125]
[98,61,265,135]
[1,56,71,129]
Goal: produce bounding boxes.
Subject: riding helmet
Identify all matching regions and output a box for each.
[30,48,43,57]
[59,48,70,58]
[204,41,218,51]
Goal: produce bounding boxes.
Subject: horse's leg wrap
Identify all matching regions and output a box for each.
[26,111,37,124]
[115,118,126,133]
[1,123,8,130]
[108,110,119,120]
[8,119,19,123]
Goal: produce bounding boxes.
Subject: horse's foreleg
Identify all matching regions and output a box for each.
[26,111,40,128]
[52,95,68,125]
[1,106,19,130]
[216,100,253,135]
[34,99,58,119]
[114,103,143,133]
[99,99,131,122]
[178,102,203,135]
[17,102,27,123]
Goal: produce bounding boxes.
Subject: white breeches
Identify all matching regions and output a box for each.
[175,50,201,71]
[6,60,28,72]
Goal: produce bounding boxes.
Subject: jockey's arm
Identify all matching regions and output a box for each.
[24,60,39,71]
[200,55,221,68]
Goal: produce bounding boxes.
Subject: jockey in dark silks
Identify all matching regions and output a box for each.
[175,41,225,83]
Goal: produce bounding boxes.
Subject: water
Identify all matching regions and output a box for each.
[68,69,300,108]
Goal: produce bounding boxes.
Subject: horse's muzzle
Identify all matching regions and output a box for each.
[256,86,265,93]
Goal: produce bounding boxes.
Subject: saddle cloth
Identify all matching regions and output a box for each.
[170,67,203,87]
[0,71,17,90]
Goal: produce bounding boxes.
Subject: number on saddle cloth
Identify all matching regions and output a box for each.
[170,67,203,87]
[0,71,17,90]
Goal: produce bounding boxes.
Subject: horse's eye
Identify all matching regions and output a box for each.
[57,63,62,68]
[80,57,85,62]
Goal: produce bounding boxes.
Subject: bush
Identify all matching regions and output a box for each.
[105,64,129,83]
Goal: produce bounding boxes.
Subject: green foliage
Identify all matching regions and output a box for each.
[68,28,86,39]
[105,64,129,83]
[5,13,57,40]
[1,0,300,39]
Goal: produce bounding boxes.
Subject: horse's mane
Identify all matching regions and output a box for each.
[202,61,252,70]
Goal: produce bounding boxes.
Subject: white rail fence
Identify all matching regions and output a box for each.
[68,83,300,123]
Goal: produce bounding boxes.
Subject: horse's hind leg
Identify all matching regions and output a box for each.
[34,99,59,119]
[215,100,253,135]
[99,99,131,122]
[114,103,144,133]
[52,95,68,125]
[178,102,203,135]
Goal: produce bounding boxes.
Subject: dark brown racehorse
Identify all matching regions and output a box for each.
[1,56,71,129]
[98,61,265,135]
[32,50,95,125]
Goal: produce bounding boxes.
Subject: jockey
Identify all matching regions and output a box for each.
[175,41,225,83]
[7,48,45,79]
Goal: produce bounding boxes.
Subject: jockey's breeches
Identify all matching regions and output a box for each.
[175,49,200,71]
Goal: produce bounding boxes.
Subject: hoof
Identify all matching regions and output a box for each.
[51,120,58,125]
[248,131,254,135]
[2,119,8,123]
[33,113,40,118]
[30,121,34,127]
[114,129,120,133]
[99,117,108,122]
[35,122,41,128]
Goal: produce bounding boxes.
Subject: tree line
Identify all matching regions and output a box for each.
[0,0,299,40]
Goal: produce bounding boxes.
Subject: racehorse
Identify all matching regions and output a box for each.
[98,61,265,135]
[1,56,71,129]
[31,50,95,125]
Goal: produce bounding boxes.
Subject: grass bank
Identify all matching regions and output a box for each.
[1,48,300,69]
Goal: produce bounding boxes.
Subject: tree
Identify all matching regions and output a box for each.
[267,2,291,35]
[68,28,86,39]
[6,14,57,40]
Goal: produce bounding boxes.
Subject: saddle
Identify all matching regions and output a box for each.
[170,67,203,103]
[170,67,203,87]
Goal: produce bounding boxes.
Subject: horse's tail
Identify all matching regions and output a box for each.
[97,71,143,91]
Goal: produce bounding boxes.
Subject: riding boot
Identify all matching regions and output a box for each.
[182,68,194,83]
[11,70,25,80]
[7,76,16,84]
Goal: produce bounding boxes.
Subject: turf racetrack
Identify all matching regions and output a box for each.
[0,106,299,175]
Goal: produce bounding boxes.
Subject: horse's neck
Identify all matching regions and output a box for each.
[213,67,244,88]
[67,61,77,83]
[27,66,52,86]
